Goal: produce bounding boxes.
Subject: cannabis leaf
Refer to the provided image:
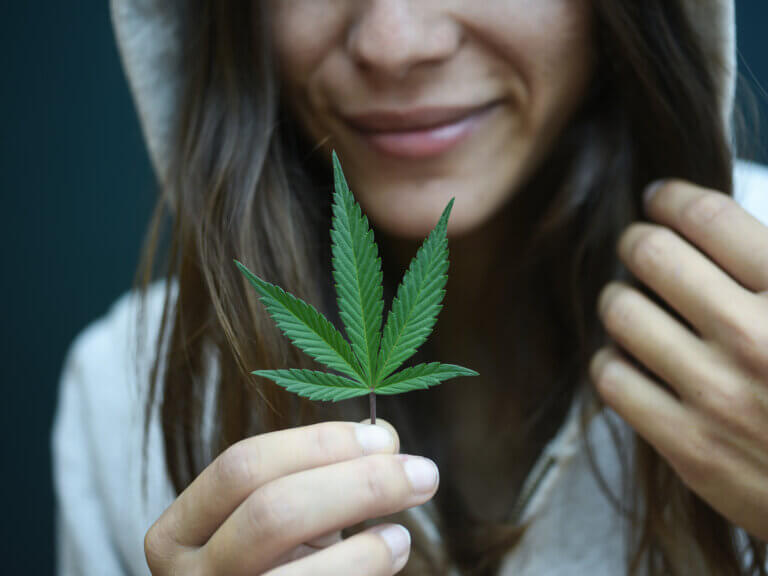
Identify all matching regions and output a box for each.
[330,151,384,386]
[234,261,366,383]
[376,362,479,395]
[235,149,479,423]
[375,194,451,383]
[250,369,371,402]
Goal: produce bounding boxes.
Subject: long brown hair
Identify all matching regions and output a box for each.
[135,1,767,574]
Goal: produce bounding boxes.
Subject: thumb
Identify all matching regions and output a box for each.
[358,417,400,454]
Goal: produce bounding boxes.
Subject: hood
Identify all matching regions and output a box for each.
[110,1,737,187]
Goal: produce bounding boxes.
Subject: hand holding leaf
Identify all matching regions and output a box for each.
[235,150,478,424]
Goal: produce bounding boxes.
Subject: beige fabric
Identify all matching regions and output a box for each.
[111,0,183,186]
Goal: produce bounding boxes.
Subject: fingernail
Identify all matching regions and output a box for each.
[590,347,614,383]
[355,424,394,454]
[643,179,665,205]
[372,524,411,570]
[597,282,620,317]
[399,454,439,494]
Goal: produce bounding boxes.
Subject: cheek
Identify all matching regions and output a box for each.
[267,0,594,240]
[470,0,594,128]
[529,3,594,128]
[269,0,347,86]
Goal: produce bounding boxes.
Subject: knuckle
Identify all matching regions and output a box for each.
[144,521,171,573]
[680,191,733,227]
[214,440,261,491]
[671,426,714,485]
[630,226,674,272]
[310,422,352,461]
[702,380,743,417]
[360,456,408,507]
[718,311,768,374]
[699,380,759,435]
[248,482,301,537]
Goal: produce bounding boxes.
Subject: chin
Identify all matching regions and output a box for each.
[321,128,530,241]
[354,179,509,240]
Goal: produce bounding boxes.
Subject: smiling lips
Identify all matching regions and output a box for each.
[342,100,502,159]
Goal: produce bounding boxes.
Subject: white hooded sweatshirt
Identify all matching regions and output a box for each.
[52,1,768,574]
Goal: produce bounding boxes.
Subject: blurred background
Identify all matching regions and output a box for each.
[0,3,766,574]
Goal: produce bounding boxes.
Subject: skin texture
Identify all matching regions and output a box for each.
[592,181,768,542]
[144,418,439,575]
[270,0,595,239]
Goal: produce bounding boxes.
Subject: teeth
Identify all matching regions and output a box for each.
[421,118,468,139]
[382,112,473,134]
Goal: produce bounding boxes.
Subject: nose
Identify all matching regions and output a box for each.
[346,0,462,80]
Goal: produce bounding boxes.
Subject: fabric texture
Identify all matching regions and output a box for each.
[52,1,768,575]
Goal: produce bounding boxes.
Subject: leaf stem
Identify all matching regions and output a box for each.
[369,390,376,425]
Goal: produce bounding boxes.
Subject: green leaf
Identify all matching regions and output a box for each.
[374,198,454,383]
[235,259,366,384]
[252,369,370,402]
[235,151,479,413]
[330,150,384,386]
[375,362,479,395]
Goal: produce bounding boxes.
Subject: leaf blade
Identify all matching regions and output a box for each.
[375,361,479,395]
[235,259,365,384]
[252,369,370,402]
[330,150,384,385]
[375,198,454,383]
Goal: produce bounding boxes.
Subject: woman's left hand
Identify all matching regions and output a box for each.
[590,179,768,542]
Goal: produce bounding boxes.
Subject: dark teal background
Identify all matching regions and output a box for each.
[1,4,766,574]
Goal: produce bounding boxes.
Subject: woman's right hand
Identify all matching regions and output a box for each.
[143,418,439,575]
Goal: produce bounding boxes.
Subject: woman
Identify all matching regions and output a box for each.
[52,1,768,574]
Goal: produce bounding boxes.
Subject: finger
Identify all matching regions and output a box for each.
[616,222,757,344]
[155,420,399,547]
[201,453,437,575]
[597,281,736,402]
[269,529,344,566]
[306,529,344,548]
[590,346,696,465]
[263,523,411,576]
[643,179,768,292]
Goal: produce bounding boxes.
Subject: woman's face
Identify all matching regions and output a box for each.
[269,0,594,239]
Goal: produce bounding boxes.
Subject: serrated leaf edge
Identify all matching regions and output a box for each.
[252,368,370,402]
[330,150,384,386]
[374,198,454,383]
[235,259,367,384]
[375,361,479,395]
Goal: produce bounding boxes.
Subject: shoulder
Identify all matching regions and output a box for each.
[54,278,177,441]
[499,392,636,574]
[733,158,768,225]
[63,278,177,381]
[52,278,179,575]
